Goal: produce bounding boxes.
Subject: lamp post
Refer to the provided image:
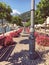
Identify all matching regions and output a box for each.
[22,19,26,34]
[29,0,36,60]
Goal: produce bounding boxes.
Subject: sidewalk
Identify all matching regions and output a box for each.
[0,33,49,65]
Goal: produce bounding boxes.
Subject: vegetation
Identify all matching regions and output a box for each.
[11,16,23,26]
[25,21,31,27]
[20,11,30,21]
[0,2,12,25]
[20,11,31,26]
[0,2,23,26]
[20,0,49,25]
[35,0,49,24]
[0,0,49,26]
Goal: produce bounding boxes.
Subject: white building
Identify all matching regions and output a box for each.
[46,16,49,27]
[46,17,49,24]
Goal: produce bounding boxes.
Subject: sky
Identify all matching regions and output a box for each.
[0,0,40,14]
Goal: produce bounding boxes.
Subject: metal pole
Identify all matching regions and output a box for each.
[23,22,26,33]
[29,0,36,60]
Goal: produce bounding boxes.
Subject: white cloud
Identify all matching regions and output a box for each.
[11,9,21,15]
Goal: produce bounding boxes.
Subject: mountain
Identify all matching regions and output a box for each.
[20,11,31,21]
[11,9,21,16]
[12,13,20,16]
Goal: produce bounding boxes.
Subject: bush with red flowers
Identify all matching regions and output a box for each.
[0,35,5,46]
[17,28,23,34]
[35,32,49,46]
[26,27,30,33]
[4,35,13,46]
[34,32,39,37]
[10,32,19,37]
[10,28,23,37]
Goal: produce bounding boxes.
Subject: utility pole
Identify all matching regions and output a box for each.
[29,0,36,60]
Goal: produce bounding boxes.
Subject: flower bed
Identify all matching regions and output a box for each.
[16,28,23,34]
[34,32,39,37]
[0,35,5,46]
[10,28,23,37]
[0,34,14,46]
[10,32,19,37]
[26,27,30,33]
[4,35,13,46]
[35,32,49,46]
[24,27,49,46]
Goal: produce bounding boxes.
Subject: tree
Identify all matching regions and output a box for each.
[0,2,12,33]
[0,2,6,25]
[25,20,31,27]
[12,16,23,26]
[5,5,12,22]
[35,0,49,24]
[0,2,12,25]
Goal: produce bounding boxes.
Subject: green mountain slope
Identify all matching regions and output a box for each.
[20,11,31,22]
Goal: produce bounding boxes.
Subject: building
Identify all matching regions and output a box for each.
[46,16,49,27]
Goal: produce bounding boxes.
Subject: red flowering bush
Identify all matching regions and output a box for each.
[4,35,13,46]
[44,36,49,46]
[0,35,4,39]
[10,28,23,37]
[34,32,39,37]
[0,36,5,46]
[17,28,23,34]
[26,28,30,33]
[10,32,19,37]
[0,46,3,49]
[35,32,49,46]
[36,35,45,45]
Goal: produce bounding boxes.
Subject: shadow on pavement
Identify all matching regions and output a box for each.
[0,42,17,62]
[19,39,29,44]
[5,50,47,65]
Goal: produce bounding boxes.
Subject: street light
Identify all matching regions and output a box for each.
[22,19,26,34]
[29,0,37,60]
